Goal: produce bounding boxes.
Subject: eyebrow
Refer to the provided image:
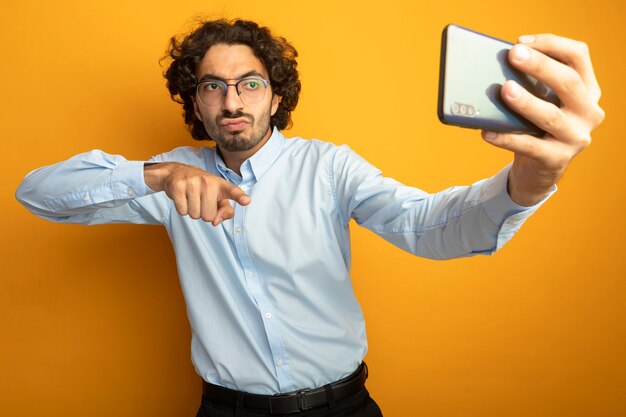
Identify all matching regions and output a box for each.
[197,70,266,83]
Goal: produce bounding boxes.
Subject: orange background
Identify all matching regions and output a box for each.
[2,1,625,416]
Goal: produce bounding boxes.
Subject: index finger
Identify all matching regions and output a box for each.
[220,182,251,206]
[508,43,591,112]
[517,34,601,101]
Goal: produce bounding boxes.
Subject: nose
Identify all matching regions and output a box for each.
[223,84,244,113]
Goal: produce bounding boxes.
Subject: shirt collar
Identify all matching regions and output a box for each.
[212,126,285,183]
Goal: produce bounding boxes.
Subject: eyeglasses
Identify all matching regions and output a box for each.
[195,78,269,107]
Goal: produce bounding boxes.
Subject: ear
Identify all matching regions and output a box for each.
[192,96,202,121]
[270,94,281,116]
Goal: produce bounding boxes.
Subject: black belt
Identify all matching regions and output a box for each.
[201,363,368,414]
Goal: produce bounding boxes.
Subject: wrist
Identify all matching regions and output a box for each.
[507,170,555,207]
[144,162,174,192]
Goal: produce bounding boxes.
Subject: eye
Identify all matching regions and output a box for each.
[242,80,261,90]
[201,82,223,92]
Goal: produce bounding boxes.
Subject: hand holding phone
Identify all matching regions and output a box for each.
[437,25,604,207]
[437,24,560,136]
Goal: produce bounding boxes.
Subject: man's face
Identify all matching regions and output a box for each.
[193,43,280,153]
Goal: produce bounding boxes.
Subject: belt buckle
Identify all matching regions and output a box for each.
[296,389,312,412]
[268,389,313,414]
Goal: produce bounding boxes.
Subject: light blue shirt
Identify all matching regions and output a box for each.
[16,127,553,394]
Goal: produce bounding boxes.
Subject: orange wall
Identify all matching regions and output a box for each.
[2,1,625,416]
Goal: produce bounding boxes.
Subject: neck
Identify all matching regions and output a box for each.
[219,127,273,176]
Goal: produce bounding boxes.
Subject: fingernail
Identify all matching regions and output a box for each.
[239,196,251,205]
[518,35,536,44]
[508,82,522,99]
[483,131,498,140]
[513,45,531,61]
[214,217,223,225]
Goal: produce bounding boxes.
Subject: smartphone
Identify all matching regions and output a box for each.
[438,24,559,135]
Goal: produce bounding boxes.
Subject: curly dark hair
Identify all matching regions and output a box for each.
[163,18,301,141]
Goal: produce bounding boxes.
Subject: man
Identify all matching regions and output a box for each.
[16,18,603,417]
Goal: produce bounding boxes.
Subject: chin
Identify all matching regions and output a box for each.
[217,136,259,152]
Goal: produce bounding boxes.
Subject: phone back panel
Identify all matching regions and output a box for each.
[438,24,559,135]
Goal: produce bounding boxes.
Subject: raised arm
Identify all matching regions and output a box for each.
[16,150,157,225]
[330,145,554,260]
[16,149,250,226]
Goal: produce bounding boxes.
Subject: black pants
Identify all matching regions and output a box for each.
[195,387,383,417]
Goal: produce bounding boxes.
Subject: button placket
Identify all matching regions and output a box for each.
[228,171,293,392]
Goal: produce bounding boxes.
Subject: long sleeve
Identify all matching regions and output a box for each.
[13,132,558,395]
[331,145,555,260]
[15,150,170,225]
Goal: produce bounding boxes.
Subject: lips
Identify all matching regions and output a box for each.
[220,117,250,131]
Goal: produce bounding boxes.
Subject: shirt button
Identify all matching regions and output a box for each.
[235,226,242,234]
[82,195,90,202]
[265,313,272,319]
[276,358,284,366]
[247,272,253,279]
[127,188,136,196]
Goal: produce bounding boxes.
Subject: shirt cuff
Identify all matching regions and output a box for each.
[480,163,557,251]
[110,160,153,199]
